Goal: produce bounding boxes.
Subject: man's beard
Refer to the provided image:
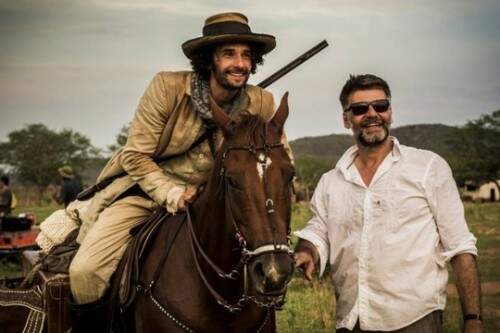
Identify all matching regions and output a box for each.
[213,66,249,91]
[356,117,390,147]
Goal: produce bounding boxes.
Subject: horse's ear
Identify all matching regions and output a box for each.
[210,97,232,133]
[271,92,289,130]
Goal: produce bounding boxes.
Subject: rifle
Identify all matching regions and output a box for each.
[257,40,329,88]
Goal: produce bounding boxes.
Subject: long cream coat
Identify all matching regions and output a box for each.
[77,71,280,242]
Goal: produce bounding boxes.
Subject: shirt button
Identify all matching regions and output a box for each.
[198,153,204,159]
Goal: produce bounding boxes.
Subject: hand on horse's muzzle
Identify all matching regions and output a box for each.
[294,251,316,281]
[294,239,319,281]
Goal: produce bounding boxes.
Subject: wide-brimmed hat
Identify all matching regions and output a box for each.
[182,12,276,59]
[58,166,75,179]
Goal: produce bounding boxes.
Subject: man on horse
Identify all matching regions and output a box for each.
[69,12,288,331]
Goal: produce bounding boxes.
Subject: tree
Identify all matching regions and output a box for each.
[107,124,130,154]
[447,110,500,193]
[294,155,335,201]
[0,124,99,199]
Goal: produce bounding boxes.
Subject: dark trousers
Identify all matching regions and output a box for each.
[336,310,443,333]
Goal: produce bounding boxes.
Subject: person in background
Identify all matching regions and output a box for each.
[53,166,83,207]
[294,74,482,333]
[0,175,13,216]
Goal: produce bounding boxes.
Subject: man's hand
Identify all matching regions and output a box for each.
[294,239,319,281]
[177,185,198,211]
[294,251,316,281]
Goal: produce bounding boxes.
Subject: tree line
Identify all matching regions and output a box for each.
[0,111,498,202]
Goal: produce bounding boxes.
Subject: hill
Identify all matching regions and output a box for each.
[290,124,458,161]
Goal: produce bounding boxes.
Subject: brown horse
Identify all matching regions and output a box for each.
[129,93,295,332]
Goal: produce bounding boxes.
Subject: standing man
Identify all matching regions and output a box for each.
[68,12,285,332]
[52,166,83,207]
[294,74,482,332]
[0,175,13,216]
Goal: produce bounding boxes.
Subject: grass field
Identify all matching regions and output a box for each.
[1,202,499,332]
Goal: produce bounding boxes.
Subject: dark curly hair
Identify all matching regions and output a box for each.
[190,43,265,80]
[339,74,391,110]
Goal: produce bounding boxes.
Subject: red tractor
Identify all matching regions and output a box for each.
[0,213,39,254]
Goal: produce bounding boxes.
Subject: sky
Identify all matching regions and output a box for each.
[1,0,499,151]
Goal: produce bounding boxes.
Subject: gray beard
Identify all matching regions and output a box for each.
[357,123,390,147]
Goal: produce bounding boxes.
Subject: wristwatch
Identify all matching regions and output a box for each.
[464,314,482,322]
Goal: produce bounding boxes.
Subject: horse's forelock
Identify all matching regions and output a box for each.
[229,113,272,145]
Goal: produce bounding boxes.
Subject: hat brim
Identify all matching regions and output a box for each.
[182,33,276,59]
[58,169,74,179]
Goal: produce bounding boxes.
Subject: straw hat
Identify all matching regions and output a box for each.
[182,12,276,59]
[58,165,75,179]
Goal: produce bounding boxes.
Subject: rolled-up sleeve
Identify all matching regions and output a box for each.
[425,155,477,265]
[120,73,185,213]
[294,175,330,276]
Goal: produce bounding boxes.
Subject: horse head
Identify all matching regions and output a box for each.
[208,92,295,303]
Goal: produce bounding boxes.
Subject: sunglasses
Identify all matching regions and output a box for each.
[344,99,391,116]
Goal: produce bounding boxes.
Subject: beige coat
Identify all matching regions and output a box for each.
[77,71,281,243]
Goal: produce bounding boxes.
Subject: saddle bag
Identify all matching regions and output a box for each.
[22,250,72,333]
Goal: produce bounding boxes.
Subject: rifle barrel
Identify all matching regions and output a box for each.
[257,40,329,88]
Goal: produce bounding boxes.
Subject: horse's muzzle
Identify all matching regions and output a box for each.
[249,252,294,295]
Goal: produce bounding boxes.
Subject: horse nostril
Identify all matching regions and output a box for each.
[254,261,265,279]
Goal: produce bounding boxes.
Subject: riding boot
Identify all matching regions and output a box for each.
[68,295,110,333]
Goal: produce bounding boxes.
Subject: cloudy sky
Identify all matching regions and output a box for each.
[1,0,499,150]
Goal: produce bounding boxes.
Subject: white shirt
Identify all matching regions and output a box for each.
[295,138,477,331]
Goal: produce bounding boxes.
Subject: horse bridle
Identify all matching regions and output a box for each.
[142,140,295,332]
[186,140,295,313]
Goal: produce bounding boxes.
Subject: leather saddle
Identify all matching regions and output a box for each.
[0,206,181,333]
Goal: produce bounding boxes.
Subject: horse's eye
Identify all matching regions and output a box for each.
[226,176,242,190]
[285,170,296,183]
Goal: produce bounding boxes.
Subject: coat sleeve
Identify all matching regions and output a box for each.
[120,72,185,213]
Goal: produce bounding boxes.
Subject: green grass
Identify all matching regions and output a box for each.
[1,202,499,331]
[12,203,60,223]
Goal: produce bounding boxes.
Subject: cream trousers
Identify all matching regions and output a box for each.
[69,195,157,304]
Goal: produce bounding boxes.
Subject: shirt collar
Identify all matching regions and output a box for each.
[336,136,402,176]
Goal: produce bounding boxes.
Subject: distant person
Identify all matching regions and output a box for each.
[53,166,83,207]
[294,74,483,332]
[0,175,13,216]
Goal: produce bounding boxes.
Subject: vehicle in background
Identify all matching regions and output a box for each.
[0,213,39,254]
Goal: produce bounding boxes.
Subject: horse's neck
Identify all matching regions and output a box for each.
[191,187,236,267]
